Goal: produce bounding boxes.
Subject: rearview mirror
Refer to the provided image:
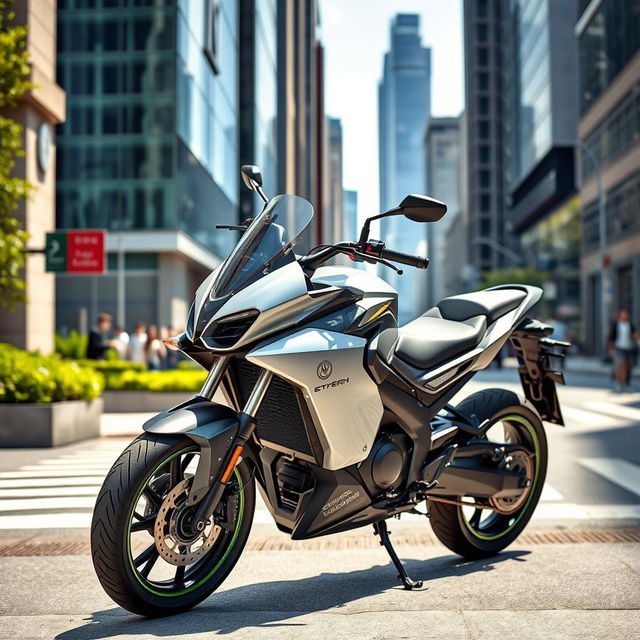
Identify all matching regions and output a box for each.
[240,165,263,191]
[398,194,447,223]
[240,165,268,203]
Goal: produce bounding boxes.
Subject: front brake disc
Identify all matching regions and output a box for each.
[153,477,221,566]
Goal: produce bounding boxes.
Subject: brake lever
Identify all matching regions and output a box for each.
[376,257,403,275]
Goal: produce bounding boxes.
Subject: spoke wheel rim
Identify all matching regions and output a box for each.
[460,414,540,541]
[126,446,245,597]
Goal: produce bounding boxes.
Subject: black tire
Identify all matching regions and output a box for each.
[91,433,255,616]
[428,388,547,559]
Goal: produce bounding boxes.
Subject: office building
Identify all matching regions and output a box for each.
[502,0,581,322]
[277,0,324,245]
[55,0,240,331]
[462,0,507,274]
[325,117,343,244]
[0,0,65,353]
[577,0,640,353]
[239,0,278,219]
[424,116,461,307]
[343,189,358,245]
[378,14,431,322]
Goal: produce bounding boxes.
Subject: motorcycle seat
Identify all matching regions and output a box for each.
[391,314,487,370]
[435,288,527,324]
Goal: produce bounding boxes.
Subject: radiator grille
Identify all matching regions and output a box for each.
[229,358,314,457]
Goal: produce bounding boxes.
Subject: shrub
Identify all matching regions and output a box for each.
[0,343,103,403]
[104,369,207,392]
[54,330,88,359]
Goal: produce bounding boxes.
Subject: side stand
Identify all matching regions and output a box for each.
[373,520,423,590]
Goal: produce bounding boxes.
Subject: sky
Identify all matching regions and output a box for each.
[320,0,464,228]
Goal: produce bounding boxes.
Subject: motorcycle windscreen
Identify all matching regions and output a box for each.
[210,194,314,299]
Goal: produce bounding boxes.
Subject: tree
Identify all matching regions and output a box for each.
[0,0,32,309]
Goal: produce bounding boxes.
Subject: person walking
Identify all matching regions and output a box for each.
[144,325,165,371]
[608,308,638,393]
[112,326,130,360]
[128,323,147,364]
[87,313,114,360]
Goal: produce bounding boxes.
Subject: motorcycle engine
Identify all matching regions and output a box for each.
[359,430,409,494]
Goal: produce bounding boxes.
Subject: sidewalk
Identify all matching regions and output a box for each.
[1,540,638,639]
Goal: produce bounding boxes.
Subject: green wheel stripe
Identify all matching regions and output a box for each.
[461,414,540,541]
[126,447,245,597]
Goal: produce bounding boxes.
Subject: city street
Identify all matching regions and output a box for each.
[1,366,639,639]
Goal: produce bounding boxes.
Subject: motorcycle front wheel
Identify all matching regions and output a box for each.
[91,433,255,616]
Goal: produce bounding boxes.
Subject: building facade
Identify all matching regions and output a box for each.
[424,116,461,307]
[343,189,358,245]
[378,14,431,322]
[503,0,581,325]
[276,0,323,245]
[0,0,65,353]
[325,116,343,245]
[577,0,640,354]
[55,0,241,332]
[462,0,507,275]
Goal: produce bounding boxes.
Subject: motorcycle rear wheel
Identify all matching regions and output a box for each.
[91,433,254,616]
[427,388,547,559]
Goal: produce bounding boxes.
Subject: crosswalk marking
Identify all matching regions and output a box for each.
[562,406,621,427]
[0,486,100,498]
[17,464,112,472]
[578,458,640,498]
[0,496,96,512]
[0,477,103,488]
[583,401,640,423]
[0,470,109,479]
[540,484,563,501]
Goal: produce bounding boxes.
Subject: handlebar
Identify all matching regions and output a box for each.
[379,248,429,269]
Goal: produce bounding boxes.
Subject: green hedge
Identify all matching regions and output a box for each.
[0,343,104,403]
[103,369,208,392]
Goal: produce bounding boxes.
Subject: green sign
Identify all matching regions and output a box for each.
[45,232,67,272]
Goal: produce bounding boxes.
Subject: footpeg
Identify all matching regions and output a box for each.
[373,520,424,590]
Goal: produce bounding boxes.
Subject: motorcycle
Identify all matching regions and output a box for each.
[91,165,569,616]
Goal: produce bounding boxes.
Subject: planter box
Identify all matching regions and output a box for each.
[102,391,192,413]
[0,398,103,448]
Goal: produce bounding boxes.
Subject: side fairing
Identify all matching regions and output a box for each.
[246,328,384,470]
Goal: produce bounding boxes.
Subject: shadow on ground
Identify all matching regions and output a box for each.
[56,550,529,638]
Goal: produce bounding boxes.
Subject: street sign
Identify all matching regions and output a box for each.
[45,230,106,274]
[44,232,67,272]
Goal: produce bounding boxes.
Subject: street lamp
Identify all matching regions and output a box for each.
[574,140,608,358]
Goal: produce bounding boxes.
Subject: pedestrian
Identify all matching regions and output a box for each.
[608,308,639,393]
[128,323,147,364]
[86,312,113,360]
[145,324,165,371]
[112,325,130,360]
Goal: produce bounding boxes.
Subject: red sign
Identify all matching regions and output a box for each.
[66,230,105,274]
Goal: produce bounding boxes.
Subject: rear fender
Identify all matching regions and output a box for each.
[143,398,239,503]
[509,320,570,425]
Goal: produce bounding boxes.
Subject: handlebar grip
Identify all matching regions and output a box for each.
[380,248,429,269]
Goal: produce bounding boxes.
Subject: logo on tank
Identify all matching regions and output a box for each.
[316,360,332,380]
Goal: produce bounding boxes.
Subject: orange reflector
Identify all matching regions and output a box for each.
[162,336,180,350]
[221,445,243,483]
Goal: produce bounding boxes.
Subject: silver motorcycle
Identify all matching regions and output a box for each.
[91,165,569,616]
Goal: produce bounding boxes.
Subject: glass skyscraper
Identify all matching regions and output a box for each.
[54,0,262,331]
[378,14,431,323]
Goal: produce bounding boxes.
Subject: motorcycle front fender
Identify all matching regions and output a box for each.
[143,397,240,503]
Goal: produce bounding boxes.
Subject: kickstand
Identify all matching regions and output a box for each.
[373,520,423,590]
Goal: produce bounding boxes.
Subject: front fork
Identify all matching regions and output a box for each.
[187,356,273,532]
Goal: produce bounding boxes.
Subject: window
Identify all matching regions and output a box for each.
[480,194,491,212]
[479,169,491,188]
[477,47,489,66]
[478,0,488,18]
[204,0,221,74]
[478,72,489,91]
[102,64,119,94]
[479,145,490,163]
[478,96,489,115]
[479,121,490,139]
[477,23,488,42]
